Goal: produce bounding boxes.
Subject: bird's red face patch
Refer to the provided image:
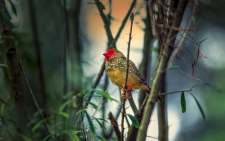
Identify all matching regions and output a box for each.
[103,49,117,61]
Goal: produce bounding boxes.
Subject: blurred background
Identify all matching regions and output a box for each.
[0,0,224,141]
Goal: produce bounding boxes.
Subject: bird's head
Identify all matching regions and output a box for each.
[103,48,125,61]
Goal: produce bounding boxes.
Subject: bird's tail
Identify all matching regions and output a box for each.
[142,81,162,101]
[142,81,151,94]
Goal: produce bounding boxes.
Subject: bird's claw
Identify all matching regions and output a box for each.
[121,93,131,99]
[122,84,133,92]
[121,84,133,99]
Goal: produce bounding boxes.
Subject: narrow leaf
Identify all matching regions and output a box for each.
[96,118,108,123]
[16,133,32,141]
[84,100,98,109]
[58,112,69,118]
[8,0,17,16]
[3,118,16,126]
[42,135,51,141]
[0,122,5,128]
[32,117,51,132]
[180,92,186,113]
[89,89,119,102]
[61,130,79,141]
[190,82,221,92]
[59,97,76,112]
[96,135,107,141]
[94,117,106,131]
[84,110,96,137]
[164,65,180,71]
[0,64,7,67]
[0,98,9,107]
[63,91,73,99]
[127,114,139,128]
[189,93,206,122]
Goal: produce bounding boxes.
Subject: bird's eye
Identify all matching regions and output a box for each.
[111,52,113,54]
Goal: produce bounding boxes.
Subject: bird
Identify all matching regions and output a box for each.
[103,48,151,99]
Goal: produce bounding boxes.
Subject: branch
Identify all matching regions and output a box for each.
[126,95,148,141]
[16,47,54,139]
[169,0,198,67]
[109,112,121,141]
[159,89,193,96]
[94,0,114,45]
[0,0,28,137]
[136,1,189,140]
[115,0,137,41]
[121,13,134,141]
[128,92,139,115]
[83,60,105,108]
[157,77,168,141]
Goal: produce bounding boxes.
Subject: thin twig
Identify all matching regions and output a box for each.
[159,89,193,96]
[121,12,134,141]
[154,23,196,32]
[15,47,54,138]
[115,0,137,41]
[94,0,113,42]
[169,0,198,66]
[0,96,10,116]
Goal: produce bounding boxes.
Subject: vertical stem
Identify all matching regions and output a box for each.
[121,13,134,141]
[138,1,153,107]
[63,0,69,104]
[27,0,46,110]
[157,78,168,141]
[62,0,69,131]
[0,10,27,141]
[136,1,188,140]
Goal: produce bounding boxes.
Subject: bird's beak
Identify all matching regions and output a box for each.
[103,53,109,60]
[103,53,108,58]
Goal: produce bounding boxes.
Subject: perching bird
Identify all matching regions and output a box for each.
[103,48,151,99]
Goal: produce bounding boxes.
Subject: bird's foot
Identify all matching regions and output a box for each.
[121,84,133,99]
[122,84,133,92]
[121,93,131,99]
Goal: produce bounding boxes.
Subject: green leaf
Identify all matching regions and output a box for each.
[63,91,73,99]
[0,98,9,107]
[32,117,51,132]
[61,130,79,141]
[99,1,105,10]
[127,114,139,128]
[58,112,69,118]
[1,9,14,28]
[84,110,96,137]
[96,135,107,141]
[180,91,186,113]
[96,118,108,123]
[42,135,51,141]
[94,117,106,131]
[89,89,119,103]
[3,118,16,126]
[33,109,44,117]
[59,96,76,112]
[16,133,32,141]
[0,64,7,67]
[84,100,98,109]
[8,0,17,16]
[190,82,221,93]
[164,66,180,71]
[189,93,206,122]
[0,122,5,128]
